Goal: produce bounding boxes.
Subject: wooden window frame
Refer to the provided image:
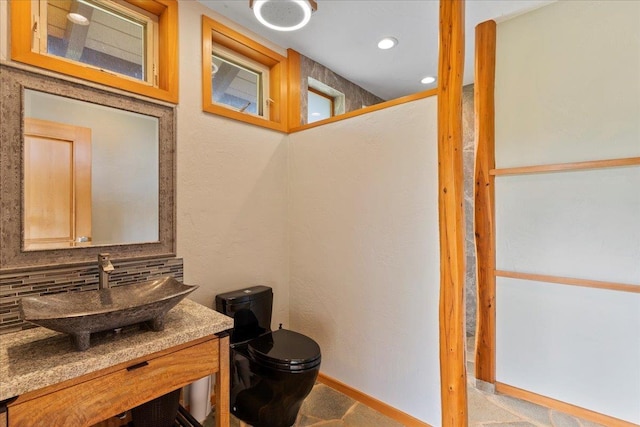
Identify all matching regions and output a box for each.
[10,0,179,103]
[308,86,335,119]
[202,15,288,133]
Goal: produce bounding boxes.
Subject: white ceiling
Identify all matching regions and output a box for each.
[199,0,553,101]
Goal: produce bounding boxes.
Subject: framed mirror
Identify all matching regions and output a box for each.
[0,65,175,270]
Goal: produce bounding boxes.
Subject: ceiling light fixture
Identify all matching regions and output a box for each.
[250,0,317,32]
[421,76,436,85]
[377,37,398,50]
[67,12,90,26]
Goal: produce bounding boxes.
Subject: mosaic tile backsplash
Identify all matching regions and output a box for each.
[0,257,183,335]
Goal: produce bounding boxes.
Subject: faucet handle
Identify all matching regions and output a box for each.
[98,253,115,272]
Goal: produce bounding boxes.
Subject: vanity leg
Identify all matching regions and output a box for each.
[147,316,165,331]
[72,332,90,351]
[215,333,230,427]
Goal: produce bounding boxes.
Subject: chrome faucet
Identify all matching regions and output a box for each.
[98,253,115,289]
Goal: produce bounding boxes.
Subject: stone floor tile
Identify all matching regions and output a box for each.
[298,384,356,421]
[576,419,606,427]
[306,421,345,427]
[481,422,538,427]
[468,387,523,425]
[550,411,581,427]
[467,361,476,378]
[341,403,404,427]
[491,394,553,426]
[295,413,324,426]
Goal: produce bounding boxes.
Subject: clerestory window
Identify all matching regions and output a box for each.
[11,0,178,103]
[202,16,288,132]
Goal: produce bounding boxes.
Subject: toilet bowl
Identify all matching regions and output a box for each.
[215,286,321,427]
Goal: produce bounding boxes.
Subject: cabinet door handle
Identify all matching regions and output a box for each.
[126,361,149,371]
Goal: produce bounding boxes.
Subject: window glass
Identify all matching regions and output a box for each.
[212,55,262,116]
[43,0,151,82]
[308,90,333,123]
[201,16,287,132]
[11,0,177,102]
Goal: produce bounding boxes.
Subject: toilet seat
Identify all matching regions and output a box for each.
[248,329,321,372]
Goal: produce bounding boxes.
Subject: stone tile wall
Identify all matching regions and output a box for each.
[299,54,385,125]
[0,257,183,335]
[463,84,477,336]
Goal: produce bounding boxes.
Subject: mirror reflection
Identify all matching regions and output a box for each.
[23,89,159,250]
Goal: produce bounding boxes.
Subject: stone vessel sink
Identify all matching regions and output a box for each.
[20,276,198,351]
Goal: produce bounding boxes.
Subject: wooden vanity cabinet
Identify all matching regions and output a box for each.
[6,335,229,427]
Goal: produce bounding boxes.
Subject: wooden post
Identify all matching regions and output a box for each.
[437,1,467,426]
[287,49,302,130]
[473,19,497,385]
[215,334,230,427]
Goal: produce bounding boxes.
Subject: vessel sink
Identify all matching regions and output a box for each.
[20,276,198,351]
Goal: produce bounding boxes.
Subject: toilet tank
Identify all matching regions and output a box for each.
[215,286,273,344]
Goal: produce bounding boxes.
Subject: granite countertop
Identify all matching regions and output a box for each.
[0,299,233,401]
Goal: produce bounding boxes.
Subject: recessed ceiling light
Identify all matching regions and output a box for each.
[67,12,90,26]
[421,76,436,84]
[377,37,398,50]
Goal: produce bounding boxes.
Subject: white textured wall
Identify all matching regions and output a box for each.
[289,97,441,424]
[176,1,290,325]
[495,1,640,423]
[497,278,640,423]
[495,1,640,167]
[496,169,640,284]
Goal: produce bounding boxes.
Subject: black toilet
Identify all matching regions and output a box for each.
[215,286,321,427]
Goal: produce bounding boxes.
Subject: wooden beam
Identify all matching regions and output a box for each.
[437,1,467,426]
[491,156,640,176]
[215,334,230,427]
[495,270,640,294]
[473,19,497,385]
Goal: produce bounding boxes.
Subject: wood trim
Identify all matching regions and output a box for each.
[286,48,302,129]
[308,87,335,117]
[156,0,179,103]
[201,15,288,133]
[10,0,179,104]
[491,157,640,176]
[437,1,467,426]
[208,18,285,67]
[215,334,230,427]
[289,88,438,133]
[495,382,639,427]
[495,270,640,294]
[126,0,167,16]
[473,19,497,385]
[272,58,288,127]
[317,373,431,427]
